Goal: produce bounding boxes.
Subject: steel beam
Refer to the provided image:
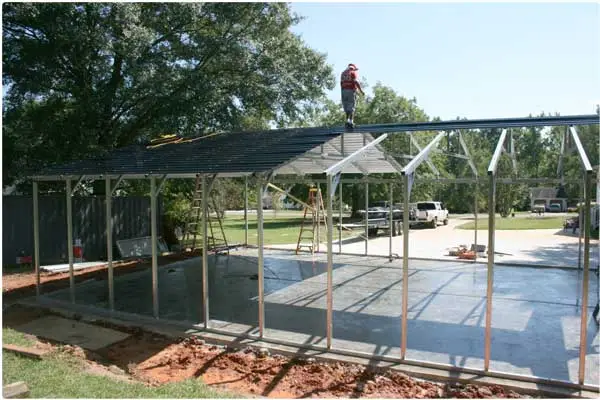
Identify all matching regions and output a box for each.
[389,183,393,261]
[474,181,479,262]
[110,175,125,195]
[484,173,496,371]
[105,177,114,311]
[272,176,581,185]
[458,131,478,177]
[409,134,440,176]
[244,176,249,246]
[578,172,592,384]
[150,177,159,318]
[257,179,265,337]
[338,181,343,255]
[401,132,445,176]
[488,129,508,176]
[66,179,75,304]
[364,182,369,255]
[326,174,334,349]
[325,134,388,176]
[202,175,209,328]
[569,126,594,172]
[401,174,410,358]
[33,181,40,297]
[317,183,321,252]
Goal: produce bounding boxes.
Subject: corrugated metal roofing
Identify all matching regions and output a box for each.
[273,132,399,176]
[31,114,598,180]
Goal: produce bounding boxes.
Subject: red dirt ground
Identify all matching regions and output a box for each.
[3,254,532,399]
[2,251,200,302]
[3,304,530,399]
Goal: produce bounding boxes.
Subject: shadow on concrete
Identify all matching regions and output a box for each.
[41,252,599,385]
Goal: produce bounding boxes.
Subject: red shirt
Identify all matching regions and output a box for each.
[340,68,358,90]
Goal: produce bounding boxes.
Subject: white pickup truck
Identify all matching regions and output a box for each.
[415,201,449,228]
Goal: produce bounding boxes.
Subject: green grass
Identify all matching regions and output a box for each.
[2,328,239,398]
[457,216,568,230]
[188,212,356,246]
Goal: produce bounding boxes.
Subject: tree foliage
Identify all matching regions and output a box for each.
[3,2,335,187]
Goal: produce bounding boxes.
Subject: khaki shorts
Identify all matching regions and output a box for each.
[341,89,356,113]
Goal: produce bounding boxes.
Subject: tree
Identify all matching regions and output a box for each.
[3,2,335,188]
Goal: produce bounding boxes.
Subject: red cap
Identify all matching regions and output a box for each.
[348,63,358,70]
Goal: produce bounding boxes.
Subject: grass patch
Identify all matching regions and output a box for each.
[457,216,567,230]
[2,328,239,398]
[2,327,36,347]
[187,212,355,246]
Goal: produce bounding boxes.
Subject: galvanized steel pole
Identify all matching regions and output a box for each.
[474,181,478,262]
[257,179,265,337]
[316,183,321,252]
[105,178,114,311]
[66,179,75,304]
[244,176,249,247]
[338,181,343,255]
[365,182,369,255]
[326,174,334,349]
[33,181,40,297]
[484,174,496,371]
[389,183,393,261]
[578,183,583,270]
[202,175,209,328]
[401,174,409,358]
[578,172,592,384]
[150,177,159,318]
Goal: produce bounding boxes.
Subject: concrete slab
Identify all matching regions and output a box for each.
[41,249,600,387]
[16,315,130,350]
[41,261,106,273]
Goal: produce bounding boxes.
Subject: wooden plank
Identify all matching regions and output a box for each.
[2,344,49,360]
[3,381,30,398]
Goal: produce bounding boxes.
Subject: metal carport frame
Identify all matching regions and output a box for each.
[29,114,599,392]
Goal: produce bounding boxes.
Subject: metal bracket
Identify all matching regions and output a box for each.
[110,175,125,195]
[409,133,440,177]
[325,133,388,176]
[151,174,168,197]
[488,129,508,176]
[70,175,85,196]
[457,131,478,178]
[402,132,445,176]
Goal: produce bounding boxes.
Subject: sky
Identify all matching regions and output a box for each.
[290,2,600,120]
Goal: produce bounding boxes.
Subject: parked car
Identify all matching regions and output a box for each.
[548,204,561,213]
[414,201,449,228]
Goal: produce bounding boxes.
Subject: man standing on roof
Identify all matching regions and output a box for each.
[340,63,365,129]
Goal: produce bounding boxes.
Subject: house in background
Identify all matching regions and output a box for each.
[530,187,567,212]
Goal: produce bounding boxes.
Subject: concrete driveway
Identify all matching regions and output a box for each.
[273,215,599,269]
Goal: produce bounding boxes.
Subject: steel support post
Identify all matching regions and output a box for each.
[257,179,265,337]
[326,174,334,349]
[389,183,393,261]
[150,177,159,318]
[578,183,583,270]
[365,182,369,255]
[202,175,209,328]
[578,172,592,384]
[316,183,321,252]
[338,181,343,255]
[401,174,410,358]
[474,181,478,262]
[66,179,75,304]
[33,181,40,297]
[484,174,496,371]
[244,176,249,246]
[105,178,114,311]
